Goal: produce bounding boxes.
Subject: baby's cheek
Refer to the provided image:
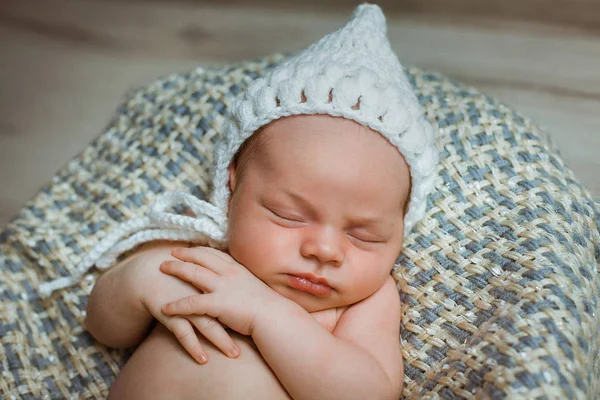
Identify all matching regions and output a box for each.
[351,252,393,296]
[264,227,300,253]
[230,221,293,268]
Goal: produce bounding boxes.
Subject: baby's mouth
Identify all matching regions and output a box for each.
[286,273,333,297]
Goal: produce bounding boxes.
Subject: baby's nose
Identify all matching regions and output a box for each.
[300,226,345,267]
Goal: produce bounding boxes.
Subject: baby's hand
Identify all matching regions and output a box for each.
[131,246,241,364]
[160,247,282,337]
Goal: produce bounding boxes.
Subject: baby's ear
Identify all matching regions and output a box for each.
[228,161,238,193]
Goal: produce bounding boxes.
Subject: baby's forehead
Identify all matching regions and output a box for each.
[260,117,404,171]
[244,116,411,208]
[259,115,396,153]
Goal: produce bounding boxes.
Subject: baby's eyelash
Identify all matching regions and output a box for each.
[347,233,384,245]
[268,208,304,224]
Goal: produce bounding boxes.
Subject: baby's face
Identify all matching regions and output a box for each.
[227,115,410,312]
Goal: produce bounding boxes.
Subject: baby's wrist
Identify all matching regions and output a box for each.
[251,292,303,339]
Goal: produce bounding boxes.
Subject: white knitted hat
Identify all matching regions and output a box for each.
[39,3,438,297]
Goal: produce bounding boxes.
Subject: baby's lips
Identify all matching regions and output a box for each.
[287,274,333,297]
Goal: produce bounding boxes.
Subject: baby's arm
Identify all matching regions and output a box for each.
[85,241,185,347]
[85,241,240,362]
[252,276,403,400]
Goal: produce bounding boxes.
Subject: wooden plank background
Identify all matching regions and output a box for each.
[1,0,599,227]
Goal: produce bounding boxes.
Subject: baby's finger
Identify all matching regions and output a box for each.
[171,247,233,274]
[162,294,214,316]
[160,260,216,292]
[188,315,240,359]
[165,317,209,364]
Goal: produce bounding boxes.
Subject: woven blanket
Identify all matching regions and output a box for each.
[1,54,598,399]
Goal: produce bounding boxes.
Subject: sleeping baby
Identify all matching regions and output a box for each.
[42,4,438,399]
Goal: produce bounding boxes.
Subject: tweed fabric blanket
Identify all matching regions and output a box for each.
[1,54,599,399]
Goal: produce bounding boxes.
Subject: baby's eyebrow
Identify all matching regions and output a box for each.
[349,216,386,227]
[282,190,314,210]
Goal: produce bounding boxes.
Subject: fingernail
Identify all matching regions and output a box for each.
[198,353,208,364]
[229,346,240,358]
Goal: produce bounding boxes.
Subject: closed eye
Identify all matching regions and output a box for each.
[267,208,305,225]
[347,233,385,245]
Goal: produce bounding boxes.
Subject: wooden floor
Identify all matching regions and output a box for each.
[1,0,599,227]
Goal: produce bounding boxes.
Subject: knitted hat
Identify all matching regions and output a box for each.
[39,3,438,297]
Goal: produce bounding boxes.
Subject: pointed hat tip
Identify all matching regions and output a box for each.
[353,3,386,24]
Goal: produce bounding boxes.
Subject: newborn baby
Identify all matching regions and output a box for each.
[40,4,438,399]
[88,114,411,399]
